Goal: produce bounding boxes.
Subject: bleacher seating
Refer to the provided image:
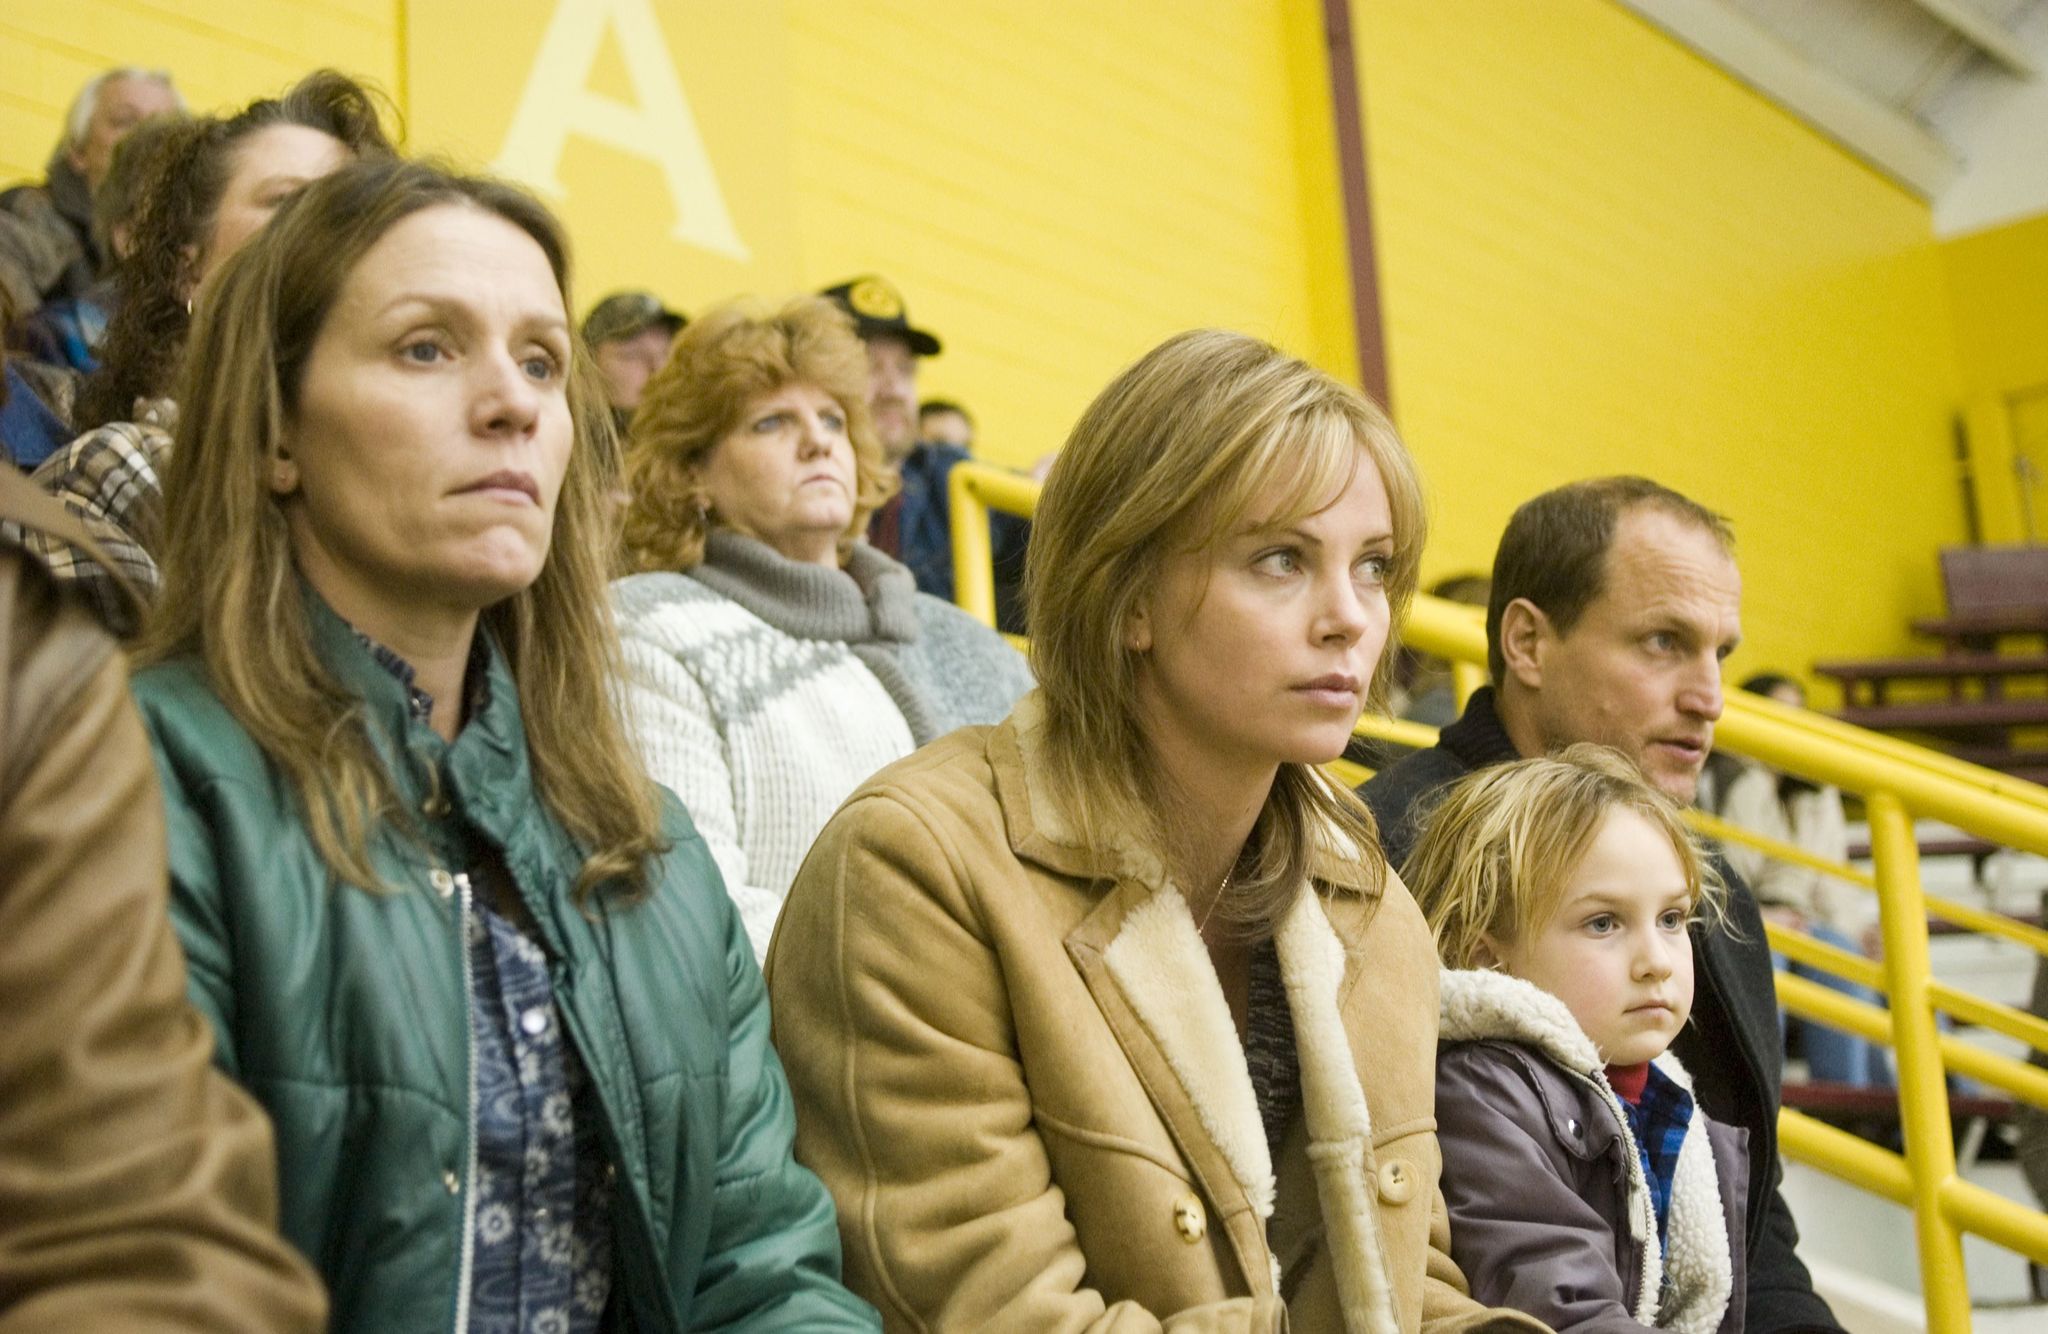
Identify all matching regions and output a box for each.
[1817,545,2048,789]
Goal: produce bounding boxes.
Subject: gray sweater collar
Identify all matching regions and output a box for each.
[690,529,920,645]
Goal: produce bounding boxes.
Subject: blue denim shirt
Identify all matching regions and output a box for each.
[361,631,615,1332]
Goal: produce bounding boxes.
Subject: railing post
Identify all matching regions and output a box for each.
[1868,792,1971,1332]
[948,465,998,629]
[1450,660,1487,710]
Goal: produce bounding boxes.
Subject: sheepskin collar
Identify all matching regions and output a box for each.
[1005,690,1401,1334]
[1438,969,1732,1334]
[990,690,1378,898]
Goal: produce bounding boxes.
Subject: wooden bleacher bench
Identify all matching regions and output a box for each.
[1911,546,2048,652]
[1911,609,2048,652]
[1925,909,2043,937]
[1834,698,2048,735]
[1780,1080,2015,1123]
[1817,543,2048,794]
[1845,834,2000,863]
[1816,652,2048,705]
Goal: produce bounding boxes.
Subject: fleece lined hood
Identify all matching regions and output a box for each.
[1438,969,1733,1334]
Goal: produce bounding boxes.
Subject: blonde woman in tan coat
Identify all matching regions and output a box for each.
[767,330,1548,1334]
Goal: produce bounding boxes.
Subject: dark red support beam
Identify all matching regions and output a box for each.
[1321,0,1392,415]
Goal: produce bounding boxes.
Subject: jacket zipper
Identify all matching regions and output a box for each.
[452,871,481,1334]
[1569,1067,1660,1322]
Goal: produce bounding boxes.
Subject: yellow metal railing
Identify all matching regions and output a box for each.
[952,461,2048,1326]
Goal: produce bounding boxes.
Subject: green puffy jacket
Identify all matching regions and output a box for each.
[130,601,878,1333]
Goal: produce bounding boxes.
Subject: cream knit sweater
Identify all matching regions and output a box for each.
[614,533,1031,959]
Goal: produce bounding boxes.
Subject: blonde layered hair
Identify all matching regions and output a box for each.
[1403,744,1724,968]
[1026,328,1425,938]
[620,296,896,573]
[136,158,665,902]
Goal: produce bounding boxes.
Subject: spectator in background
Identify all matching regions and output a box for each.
[0,301,71,470]
[1360,477,1842,1334]
[582,288,684,432]
[918,396,973,448]
[132,159,876,1332]
[1700,672,1890,1088]
[820,274,937,557]
[0,464,326,1332]
[615,296,1030,959]
[0,68,183,324]
[822,275,1031,628]
[21,113,187,378]
[22,71,394,635]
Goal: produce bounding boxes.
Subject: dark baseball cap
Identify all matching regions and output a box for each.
[582,290,686,347]
[819,275,941,356]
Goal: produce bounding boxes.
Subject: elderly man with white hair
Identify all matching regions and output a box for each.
[0,67,182,323]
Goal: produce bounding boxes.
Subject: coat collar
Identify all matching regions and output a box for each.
[1438,968,1731,1333]
[989,691,1380,898]
[996,694,1400,1334]
[304,589,544,874]
[1437,686,1521,771]
[1439,967,1604,1075]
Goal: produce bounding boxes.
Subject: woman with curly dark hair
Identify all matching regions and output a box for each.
[23,70,393,633]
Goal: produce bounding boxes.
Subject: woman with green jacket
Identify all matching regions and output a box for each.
[128,158,876,1333]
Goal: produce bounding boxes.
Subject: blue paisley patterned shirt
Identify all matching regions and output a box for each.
[361,630,616,1332]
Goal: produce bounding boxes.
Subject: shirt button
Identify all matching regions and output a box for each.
[429,869,454,898]
[1377,1158,1415,1205]
[443,1170,461,1195]
[1171,1192,1206,1243]
[520,1008,548,1037]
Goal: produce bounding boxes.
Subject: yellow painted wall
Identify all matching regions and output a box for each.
[405,0,1348,474]
[1352,0,1967,691]
[2,0,1989,688]
[778,0,1352,469]
[1939,211,2048,546]
[0,0,398,182]
[4,0,1348,470]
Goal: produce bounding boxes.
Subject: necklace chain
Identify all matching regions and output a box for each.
[1195,866,1234,938]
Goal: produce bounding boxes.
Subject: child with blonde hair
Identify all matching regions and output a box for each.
[1405,745,1746,1334]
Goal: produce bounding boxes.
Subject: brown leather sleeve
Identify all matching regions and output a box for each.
[0,553,327,1331]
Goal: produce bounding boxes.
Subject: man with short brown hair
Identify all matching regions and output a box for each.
[1363,475,1842,1334]
[581,289,684,432]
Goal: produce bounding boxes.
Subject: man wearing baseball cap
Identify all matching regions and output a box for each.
[582,290,686,432]
[821,274,1027,627]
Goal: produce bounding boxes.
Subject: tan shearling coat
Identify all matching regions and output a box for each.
[766,695,1548,1333]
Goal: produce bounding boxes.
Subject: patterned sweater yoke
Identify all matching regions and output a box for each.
[612,531,1031,959]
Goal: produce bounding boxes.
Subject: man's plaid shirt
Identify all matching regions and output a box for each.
[14,409,171,636]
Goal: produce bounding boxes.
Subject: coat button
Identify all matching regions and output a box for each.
[422,794,450,818]
[443,1170,461,1195]
[1172,1192,1206,1243]
[430,869,454,898]
[1377,1159,1415,1205]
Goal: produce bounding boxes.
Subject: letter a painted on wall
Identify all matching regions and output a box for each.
[495,0,748,259]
